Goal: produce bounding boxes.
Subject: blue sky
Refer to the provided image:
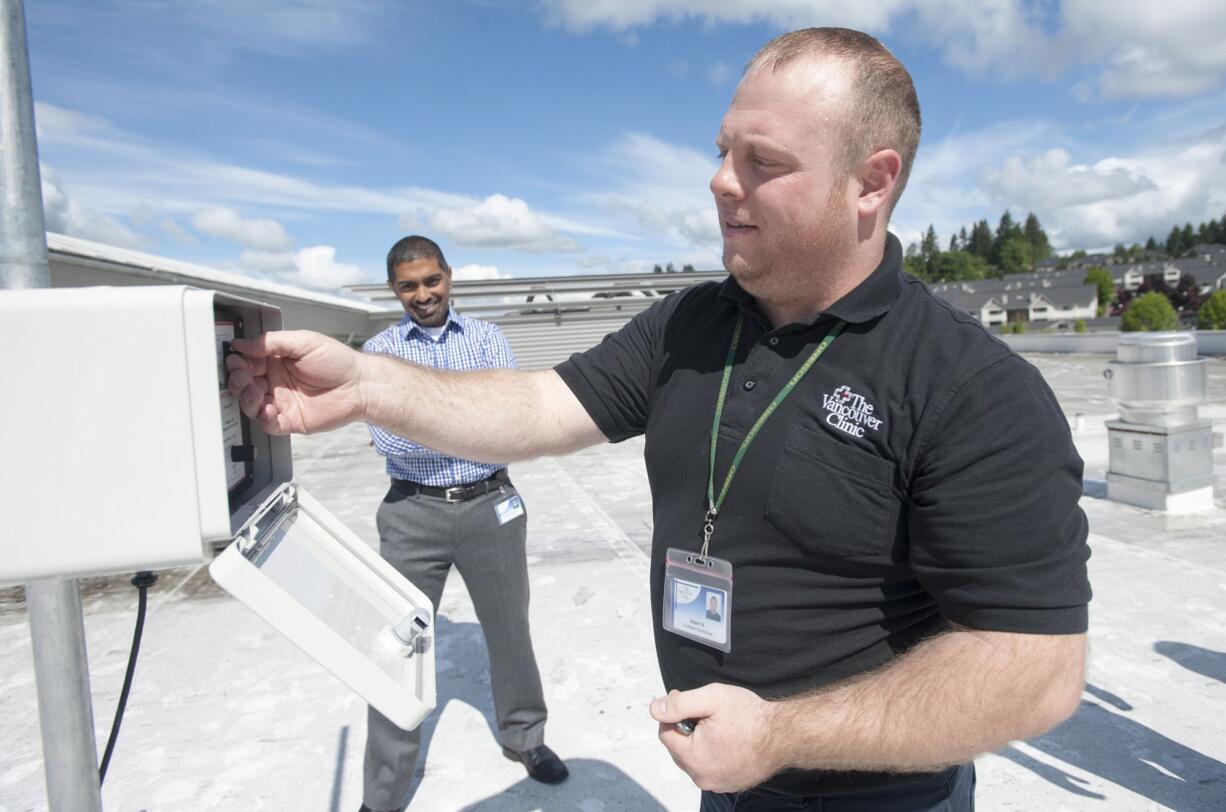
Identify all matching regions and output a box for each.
[25,0,1226,292]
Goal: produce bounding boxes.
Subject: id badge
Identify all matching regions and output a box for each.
[663,547,734,653]
[494,494,525,525]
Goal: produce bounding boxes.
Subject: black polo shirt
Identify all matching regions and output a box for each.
[555,234,1090,797]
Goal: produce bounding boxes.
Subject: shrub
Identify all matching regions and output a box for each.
[1121,292,1179,332]
[1199,290,1226,330]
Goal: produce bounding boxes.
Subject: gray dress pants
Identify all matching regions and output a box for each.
[363,479,547,810]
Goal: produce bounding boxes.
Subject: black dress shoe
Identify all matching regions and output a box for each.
[502,744,569,784]
[358,805,402,812]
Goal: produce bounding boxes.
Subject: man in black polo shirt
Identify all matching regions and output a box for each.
[227,27,1089,811]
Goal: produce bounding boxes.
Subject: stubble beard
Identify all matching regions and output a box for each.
[723,190,854,309]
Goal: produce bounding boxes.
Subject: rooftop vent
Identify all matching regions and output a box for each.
[1103,333,1217,513]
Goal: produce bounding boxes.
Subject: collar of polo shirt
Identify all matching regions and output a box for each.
[718,232,904,330]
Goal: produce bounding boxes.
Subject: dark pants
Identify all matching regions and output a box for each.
[363,480,548,811]
[700,765,975,812]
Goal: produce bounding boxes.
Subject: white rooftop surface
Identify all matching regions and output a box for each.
[2,353,1225,811]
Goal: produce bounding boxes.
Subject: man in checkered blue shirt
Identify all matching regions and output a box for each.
[358,236,567,812]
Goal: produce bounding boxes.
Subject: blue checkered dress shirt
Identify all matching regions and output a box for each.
[363,308,514,486]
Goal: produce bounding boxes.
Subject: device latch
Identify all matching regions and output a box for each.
[236,484,298,559]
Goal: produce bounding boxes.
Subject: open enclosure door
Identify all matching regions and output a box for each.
[210,485,436,730]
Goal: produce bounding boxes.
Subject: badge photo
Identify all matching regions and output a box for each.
[494,494,525,525]
[662,547,734,653]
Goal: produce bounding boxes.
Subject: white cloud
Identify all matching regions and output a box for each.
[586,132,721,248]
[892,119,1060,244]
[541,0,1226,100]
[192,206,290,250]
[541,0,898,34]
[239,245,367,290]
[160,218,198,244]
[452,263,508,280]
[292,245,366,288]
[32,103,623,261]
[1062,1,1226,99]
[81,0,392,57]
[894,116,1226,252]
[424,194,583,253]
[40,165,142,247]
[577,255,612,268]
[34,103,116,141]
[983,149,1157,210]
[990,130,1226,249]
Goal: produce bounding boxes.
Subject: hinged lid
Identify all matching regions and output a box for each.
[209,486,436,730]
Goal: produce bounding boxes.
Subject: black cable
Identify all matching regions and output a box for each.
[99,570,157,786]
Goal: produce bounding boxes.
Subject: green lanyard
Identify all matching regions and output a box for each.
[702,312,845,556]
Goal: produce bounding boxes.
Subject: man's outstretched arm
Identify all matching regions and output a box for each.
[226,330,606,462]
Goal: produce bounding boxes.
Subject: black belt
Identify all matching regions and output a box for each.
[392,469,508,502]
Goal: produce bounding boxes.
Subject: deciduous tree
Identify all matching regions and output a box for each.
[1121,292,1179,332]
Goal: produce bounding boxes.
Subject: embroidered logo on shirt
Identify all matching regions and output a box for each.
[822,385,883,438]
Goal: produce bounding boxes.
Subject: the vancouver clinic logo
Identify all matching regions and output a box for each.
[821,385,883,438]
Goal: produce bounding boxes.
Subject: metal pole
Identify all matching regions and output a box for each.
[1,0,49,288]
[2,1,103,810]
[26,580,103,811]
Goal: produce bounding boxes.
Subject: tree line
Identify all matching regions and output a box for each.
[904,209,1226,285]
[903,210,1052,283]
[901,208,1226,330]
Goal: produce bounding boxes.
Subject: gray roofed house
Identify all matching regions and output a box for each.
[1109,263,1151,290]
[1173,257,1226,293]
[1187,243,1226,263]
[929,282,1098,326]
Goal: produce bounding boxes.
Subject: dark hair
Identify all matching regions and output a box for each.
[746,27,922,216]
[386,235,451,279]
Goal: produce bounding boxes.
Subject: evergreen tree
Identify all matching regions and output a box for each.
[1181,223,1195,253]
[933,251,988,282]
[1145,236,1158,251]
[921,225,940,279]
[1205,218,1222,244]
[996,210,1020,242]
[990,211,1023,268]
[968,219,994,258]
[997,238,1033,275]
[1166,225,1185,257]
[903,242,927,280]
[1022,212,1051,261]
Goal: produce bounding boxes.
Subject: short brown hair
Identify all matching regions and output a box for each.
[746,28,921,216]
